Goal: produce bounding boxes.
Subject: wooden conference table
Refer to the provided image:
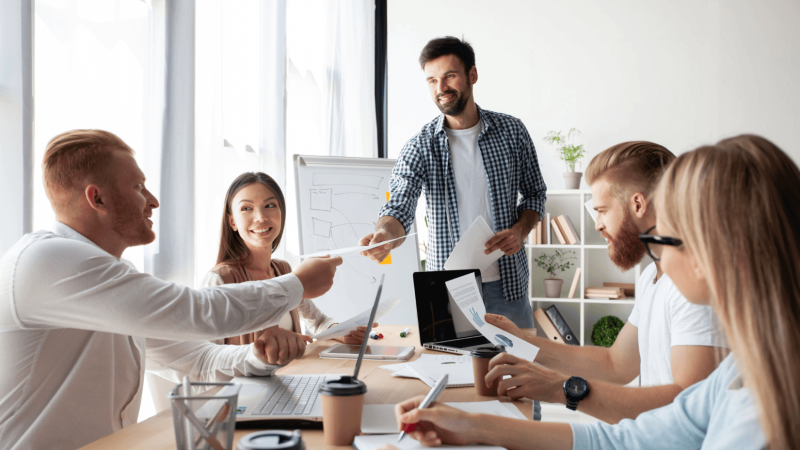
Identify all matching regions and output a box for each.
[81,325,534,450]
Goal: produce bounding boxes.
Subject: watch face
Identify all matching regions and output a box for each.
[566,377,588,396]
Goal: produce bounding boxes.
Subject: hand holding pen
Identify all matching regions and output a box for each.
[394,375,475,446]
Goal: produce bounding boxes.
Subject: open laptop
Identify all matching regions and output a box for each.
[227,274,385,428]
[413,270,496,355]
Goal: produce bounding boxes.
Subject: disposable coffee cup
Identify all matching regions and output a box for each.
[471,346,505,396]
[319,376,367,445]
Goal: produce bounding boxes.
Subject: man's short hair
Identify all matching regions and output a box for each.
[42,129,134,210]
[419,36,476,73]
[585,141,676,203]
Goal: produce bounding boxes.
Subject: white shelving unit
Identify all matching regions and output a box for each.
[527,189,643,346]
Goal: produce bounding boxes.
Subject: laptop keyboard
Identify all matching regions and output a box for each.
[251,375,323,416]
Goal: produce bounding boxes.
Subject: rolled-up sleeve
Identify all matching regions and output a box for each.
[145,339,279,383]
[378,137,427,234]
[12,237,304,341]
[516,123,547,220]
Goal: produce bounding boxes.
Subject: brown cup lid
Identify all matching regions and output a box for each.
[470,346,506,358]
[318,376,367,396]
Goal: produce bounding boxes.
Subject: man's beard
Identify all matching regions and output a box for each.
[436,85,472,117]
[608,211,646,271]
[110,187,155,247]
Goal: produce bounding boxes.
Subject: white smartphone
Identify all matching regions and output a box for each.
[319,344,415,361]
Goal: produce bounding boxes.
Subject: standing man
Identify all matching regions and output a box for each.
[360,36,546,329]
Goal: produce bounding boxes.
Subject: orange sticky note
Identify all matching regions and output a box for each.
[385,192,390,202]
[380,253,392,265]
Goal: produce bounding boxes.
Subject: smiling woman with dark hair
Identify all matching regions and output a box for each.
[202,172,375,362]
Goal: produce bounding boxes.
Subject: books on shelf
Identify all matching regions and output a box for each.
[551,215,581,245]
[534,305,579,346]
[530,213,551,245]
[585,286,627,299]
[567,268,581,299]
[603,282,635,297]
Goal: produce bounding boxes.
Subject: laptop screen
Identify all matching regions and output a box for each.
[413,270,483,345]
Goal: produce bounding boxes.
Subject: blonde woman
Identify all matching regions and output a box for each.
[203,172,375,366]
[385,135,798,450]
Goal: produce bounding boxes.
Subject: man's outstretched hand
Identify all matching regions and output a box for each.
[293,255,343,299]
[253,326,313,366]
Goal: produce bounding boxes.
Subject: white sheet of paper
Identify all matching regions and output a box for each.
[360,401,523,436]
[299,233,416,258]
[445,274,540,361]
[311,297,400,340]
[406,363,474,387]
[444,216,503,271]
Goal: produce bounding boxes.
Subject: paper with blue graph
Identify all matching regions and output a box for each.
[445,274,540,361]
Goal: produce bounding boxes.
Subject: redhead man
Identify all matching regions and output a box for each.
[483,141,726,424]
[0,130,342,449]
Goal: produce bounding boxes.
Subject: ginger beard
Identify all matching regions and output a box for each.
[109,185,156,247]
[607,209,647,271]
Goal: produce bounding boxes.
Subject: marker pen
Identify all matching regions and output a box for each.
[400,327,411,337]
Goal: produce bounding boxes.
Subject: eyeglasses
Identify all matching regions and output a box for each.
[639,226,683,261]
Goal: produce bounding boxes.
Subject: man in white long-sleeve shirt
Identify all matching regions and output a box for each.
[0,129,342,450]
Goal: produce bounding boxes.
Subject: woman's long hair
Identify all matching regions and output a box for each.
[655,135,800,450]
[216,172,287,266]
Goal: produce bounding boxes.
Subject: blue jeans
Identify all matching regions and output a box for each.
[481,281,541,420]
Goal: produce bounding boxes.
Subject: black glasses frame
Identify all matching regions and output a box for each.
[638,226,683,261]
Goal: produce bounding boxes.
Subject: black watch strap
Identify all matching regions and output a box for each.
[566,398,579,411]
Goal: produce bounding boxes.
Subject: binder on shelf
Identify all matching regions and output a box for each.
[534,305,579,346]
[551,218,567,244]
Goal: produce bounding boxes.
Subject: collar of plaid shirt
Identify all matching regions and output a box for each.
[380,105,547,304]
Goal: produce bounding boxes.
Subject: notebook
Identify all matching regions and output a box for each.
[353,434,505,450]
[406,363,474,388]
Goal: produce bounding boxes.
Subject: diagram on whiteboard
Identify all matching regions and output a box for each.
[295,157,420,324]
[307,174,387,283]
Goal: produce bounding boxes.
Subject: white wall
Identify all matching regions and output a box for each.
[388,0,800,191]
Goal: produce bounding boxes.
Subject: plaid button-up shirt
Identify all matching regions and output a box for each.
[379,106,547,303]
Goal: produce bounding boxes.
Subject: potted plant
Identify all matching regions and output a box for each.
[543,128,586,189]
[534,249,576,298]
[591,315,624,347]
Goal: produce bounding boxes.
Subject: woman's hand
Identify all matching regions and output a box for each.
[253,326,313,365]
[486,353,567,403]
[394,396,478,446]
[332,323,378,345]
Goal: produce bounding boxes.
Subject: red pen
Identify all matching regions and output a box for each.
[397,374,449,443]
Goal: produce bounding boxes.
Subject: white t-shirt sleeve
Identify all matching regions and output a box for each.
[665,279,726,347]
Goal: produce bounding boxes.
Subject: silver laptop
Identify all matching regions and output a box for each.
[413,270,496,355]
[227,274,385,426]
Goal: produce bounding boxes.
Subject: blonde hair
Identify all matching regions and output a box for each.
[585,141,675,203]
[655,134,800,450]
[42,129,134,211]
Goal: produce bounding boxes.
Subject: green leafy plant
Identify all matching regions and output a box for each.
[543,128,586,172]
[534,249,576,279]
[591,315,624,347]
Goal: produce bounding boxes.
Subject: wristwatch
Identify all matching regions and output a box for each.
[563,376,590,411]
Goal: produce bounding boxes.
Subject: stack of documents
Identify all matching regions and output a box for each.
[311,296,400,340]
[379,354,474,387]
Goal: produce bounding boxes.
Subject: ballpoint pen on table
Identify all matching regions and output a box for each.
[397,374,449,443]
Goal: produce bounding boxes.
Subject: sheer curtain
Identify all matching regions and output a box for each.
[283,0,377,266]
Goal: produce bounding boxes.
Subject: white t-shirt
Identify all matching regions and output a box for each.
[628,262,726,386]
[446,119,500,282]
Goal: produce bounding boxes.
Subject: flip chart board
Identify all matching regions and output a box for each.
[294,155,421,325]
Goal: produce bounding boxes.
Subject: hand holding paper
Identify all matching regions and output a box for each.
[444,216,504,271]
[445,274,539,362]
[311,297,400,340]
